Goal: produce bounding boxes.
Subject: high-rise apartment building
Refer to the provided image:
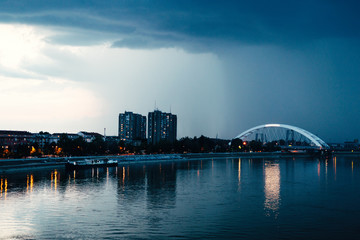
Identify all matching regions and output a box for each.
[148,110,177,145]
[118,111,146,141]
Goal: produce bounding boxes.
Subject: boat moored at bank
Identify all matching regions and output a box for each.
[65,158,118,169]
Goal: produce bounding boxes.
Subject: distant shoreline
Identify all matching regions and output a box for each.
[1,151,359,173]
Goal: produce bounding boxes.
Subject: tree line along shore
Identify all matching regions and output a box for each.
[0,134,286,159]
[2,133,358,160]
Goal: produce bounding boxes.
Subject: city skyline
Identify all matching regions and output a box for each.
[0,1,359,142]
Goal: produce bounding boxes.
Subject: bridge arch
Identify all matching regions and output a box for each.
[233,124,329,149]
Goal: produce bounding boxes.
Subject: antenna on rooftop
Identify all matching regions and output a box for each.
[104,128,106,138]
[155,100,157,110]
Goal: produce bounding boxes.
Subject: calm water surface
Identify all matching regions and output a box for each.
[1,156,360,239]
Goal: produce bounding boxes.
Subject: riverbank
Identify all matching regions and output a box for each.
[0,151,358,172]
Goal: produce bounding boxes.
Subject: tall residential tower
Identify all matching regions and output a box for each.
[148,110,177,145]
[118,111,146,141]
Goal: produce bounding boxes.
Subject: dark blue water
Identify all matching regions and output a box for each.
[1,155,360,239]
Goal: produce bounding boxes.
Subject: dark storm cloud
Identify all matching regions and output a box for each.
[112,35,176,49]
[1,0,359,49]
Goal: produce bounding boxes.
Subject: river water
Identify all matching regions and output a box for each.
[1,155,360,239]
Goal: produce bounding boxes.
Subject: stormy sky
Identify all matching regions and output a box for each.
[0,0,359,142]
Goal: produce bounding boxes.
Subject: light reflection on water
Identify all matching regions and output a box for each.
[264,161,280,216]
[1,156,360,239]
[237,158,241,190]
[0,178,7,199]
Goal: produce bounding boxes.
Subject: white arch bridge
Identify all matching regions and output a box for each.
[233,124,330,150]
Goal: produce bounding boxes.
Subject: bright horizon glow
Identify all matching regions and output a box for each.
[0,24,104,132]
[0,23,226,137]
[0,24,46,69]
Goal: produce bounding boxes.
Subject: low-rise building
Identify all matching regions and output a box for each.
[78,131,103,142]
[0,130,34,147]
[344,139,359,151]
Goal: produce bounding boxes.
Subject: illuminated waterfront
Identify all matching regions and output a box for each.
[1,156,360,239]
